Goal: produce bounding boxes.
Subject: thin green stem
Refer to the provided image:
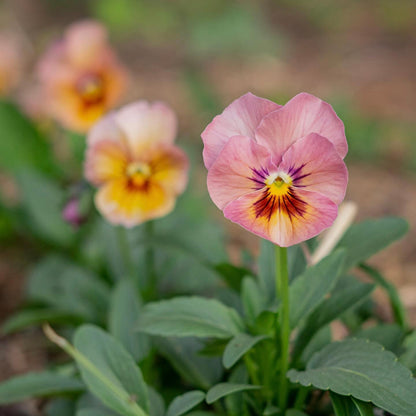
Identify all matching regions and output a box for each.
[276,245,289,411]
[294,386,309,410]
[116,226,135,280]
[144,221,157,300]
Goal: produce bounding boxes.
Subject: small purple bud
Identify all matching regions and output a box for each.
[62,197,85,228]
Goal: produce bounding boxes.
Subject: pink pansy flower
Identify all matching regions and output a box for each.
[84,101,189,227]
[37,20,128,132]
[202,92,348,247]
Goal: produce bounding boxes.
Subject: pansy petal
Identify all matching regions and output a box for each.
[255,92,347,162]
[66,20,107,67]
[84,139,129,186]
[279,133,348,204]
[202,92,281,169]
[207,135,274,210]
[151,145,189,195]
[95,178,175,227]
[223,188,338,247]
[87,113,126,146]
[115,101,177,157]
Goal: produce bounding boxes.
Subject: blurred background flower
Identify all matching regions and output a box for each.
[36,19,128,132]
[85,101,188,226]
[0,33,25,96]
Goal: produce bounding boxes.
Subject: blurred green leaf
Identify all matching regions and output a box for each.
[0,371,84,404]
[0,101,58,175]
[27,256,110,324]
[223,333,267,369]
[109,280,150,362]
[166,390,205,416]
[206,383,259,404]
[353,324,404,354]
[336,217,408,270]
[16,170,75,247]
[154,337,223,389]
[46,398,76,416]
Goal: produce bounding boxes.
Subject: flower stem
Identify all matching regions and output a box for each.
[276,245,289,411]
[117,226,135,281]
[144,221,157,300]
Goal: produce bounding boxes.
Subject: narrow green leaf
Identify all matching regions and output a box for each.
[206,383,260,404]
[286,410,309,416]
[2,309,82,334]
[148,386,165,416]
[137,297,244,339]
[0,371,84,404]
[293,276,375,361]
[337,217,408,270]
[241,277,266,322]
[77,409,115,416]
[223,334,267,369]
[154,337,222,390]
[109,280,150,362]
[351,398,374,416]
[46,398,76,416]
[288,339,416,416]
[289,250,345,328]
[72,325,150,416]
[166,391,205,416]
[330,392,359,416]
[400,332,416,372]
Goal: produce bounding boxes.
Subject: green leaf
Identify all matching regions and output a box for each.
[353,324,404,353]
[27,256,110,324]
[2,308,83,334]
[0,101,58,174]
[224,364,249,416]
[109,280,150,362]
[206,383,260,404]
[71,325,149,416]
[289,250,345,328]
[137,297,244,339]
[288,339,416,416]
[223,333,267,369]
[215,263,251,291]
[293,276,375,361]
[330,392,360,416]
[337,217,408,270]
[17,170,74,247]
[77,409,115,416]
[241,277,266,322]
[148,386,165,416]
[46,398,76,416]
[400,332,416,372]
[286,410,309,416]
[154,337,222,390]
[360,263,407,328]
[166,391,205,416]
[351,398,374,416]
[0,371,84,404]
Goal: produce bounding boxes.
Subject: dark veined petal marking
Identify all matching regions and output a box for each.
[250,167,269,190]
[253,187,307,222]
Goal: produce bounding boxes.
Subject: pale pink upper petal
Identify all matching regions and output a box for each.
[223,188,338,247]
[207,135,274,210]
[279,133,348,205]
[255,92,347,163]
[114,101,177,158]
[87,112,126,146]
[66,20,108,67]
[202,92,281,169]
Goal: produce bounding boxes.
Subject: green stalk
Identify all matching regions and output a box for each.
[276,245,289,411]
[116,226,135,280]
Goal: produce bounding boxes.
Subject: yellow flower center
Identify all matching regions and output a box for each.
[126,162,151,187]
[76,74,105,105]
[265,172,293,197]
